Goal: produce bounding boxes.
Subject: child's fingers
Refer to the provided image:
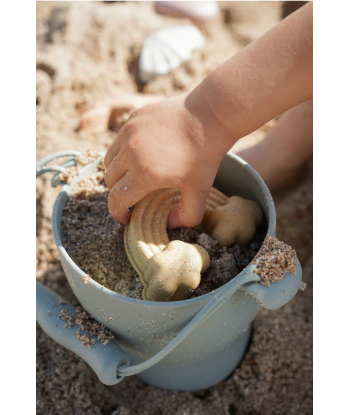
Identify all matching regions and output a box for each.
[167,186,209,229]
[104,131,124,168]
[108,171,151,224]
[104,151,128,189]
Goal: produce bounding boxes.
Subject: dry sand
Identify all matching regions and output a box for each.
[36,2,312,414]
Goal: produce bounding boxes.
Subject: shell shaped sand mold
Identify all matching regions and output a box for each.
[124,188,263,302]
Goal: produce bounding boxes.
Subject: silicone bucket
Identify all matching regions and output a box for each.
[36,151,304,391]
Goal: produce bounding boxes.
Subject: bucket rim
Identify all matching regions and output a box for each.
[52,151,276,309]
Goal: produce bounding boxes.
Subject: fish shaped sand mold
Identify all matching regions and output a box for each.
[138,25,205,83]
[124,188,263,302]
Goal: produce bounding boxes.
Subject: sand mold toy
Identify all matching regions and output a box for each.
[125,188,263,301]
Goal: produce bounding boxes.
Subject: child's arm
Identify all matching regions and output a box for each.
[104,3,312,229]
[197,1,313,140]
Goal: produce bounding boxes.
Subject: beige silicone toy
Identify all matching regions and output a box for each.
[203,196,264,247]
[124,188,263,302]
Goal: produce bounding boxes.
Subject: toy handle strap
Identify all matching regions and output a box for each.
[36,150,82,186]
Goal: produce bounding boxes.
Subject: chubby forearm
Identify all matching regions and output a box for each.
[104,4,313,227]
[194,2,313,142]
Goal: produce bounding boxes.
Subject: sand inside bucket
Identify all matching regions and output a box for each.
[61,157,267,299]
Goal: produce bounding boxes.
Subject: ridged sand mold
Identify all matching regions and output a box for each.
[124,188,263,302]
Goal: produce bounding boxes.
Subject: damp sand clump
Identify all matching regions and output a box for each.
[254,234,297,286]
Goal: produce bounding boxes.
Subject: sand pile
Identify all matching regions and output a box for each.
[36,2,312,414]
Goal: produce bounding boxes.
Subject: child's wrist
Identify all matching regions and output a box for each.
[184,85,238,157]
[199,73,249,140]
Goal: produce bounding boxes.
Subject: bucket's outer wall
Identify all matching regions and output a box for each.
[52,153,302,391]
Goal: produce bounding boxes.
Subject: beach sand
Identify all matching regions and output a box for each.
[36,2,312,414]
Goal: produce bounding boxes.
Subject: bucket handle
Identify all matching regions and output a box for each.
[36,280,130,386]
[36,274,260,385]
[36,150,82,186]
[117,272,261,377]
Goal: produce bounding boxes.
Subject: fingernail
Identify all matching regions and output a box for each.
[125,210,131,224]
[118,210,131,225]
[167,209,179,230]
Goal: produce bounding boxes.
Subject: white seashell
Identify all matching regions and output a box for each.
[138,25,205,83]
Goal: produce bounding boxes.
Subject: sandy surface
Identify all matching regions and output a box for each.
[36,2,312,414]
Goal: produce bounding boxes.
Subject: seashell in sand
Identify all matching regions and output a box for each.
[124,187,263,302]
[138,25,205,83]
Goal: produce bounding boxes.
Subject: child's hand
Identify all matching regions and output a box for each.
[105,2,312,229]
[104,92,235,229]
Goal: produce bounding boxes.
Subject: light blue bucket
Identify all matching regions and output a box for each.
[36,151,304,391]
